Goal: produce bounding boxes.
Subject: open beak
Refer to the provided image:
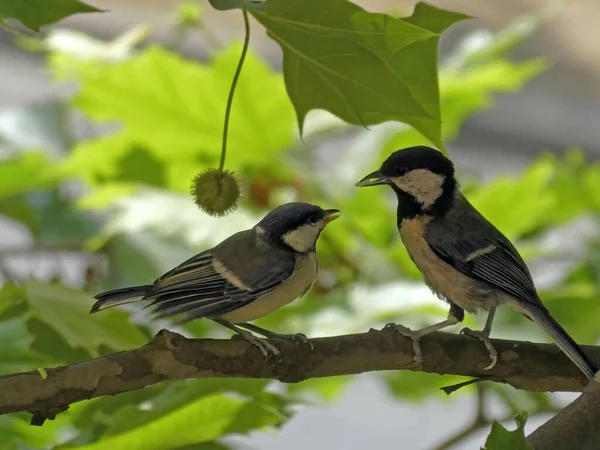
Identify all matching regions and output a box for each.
[355,170,390,187]
[322,209,341,225]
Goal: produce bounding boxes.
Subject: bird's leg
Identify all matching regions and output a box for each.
[237,322,313,349]
[460,307,498,370]
[212,319,280,358]
[385,304,464,365]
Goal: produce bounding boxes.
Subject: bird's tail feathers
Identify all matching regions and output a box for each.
[523,303,597,380]
[90,285,152,314]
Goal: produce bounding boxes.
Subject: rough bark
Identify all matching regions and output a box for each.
[528,372,600,450]
[0,328,598,422]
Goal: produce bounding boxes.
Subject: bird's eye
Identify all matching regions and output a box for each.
[308,214,319,225]
[396,167,408,176]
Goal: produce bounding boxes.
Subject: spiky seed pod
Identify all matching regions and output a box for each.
[190,168,240,217]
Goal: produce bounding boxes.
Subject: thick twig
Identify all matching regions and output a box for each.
[0,328,598,422]
[527,373,600,450]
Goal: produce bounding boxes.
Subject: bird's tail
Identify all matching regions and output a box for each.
[522,303,597,380]
[90,285,153,314]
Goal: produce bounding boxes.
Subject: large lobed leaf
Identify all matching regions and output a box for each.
[251,1,469,151]
[0,0,101,32]
[60,44,296,192]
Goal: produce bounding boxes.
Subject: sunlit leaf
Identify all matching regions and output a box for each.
[58,44,296,191]
[0,0,101,32]
[0,153,57,200]
[63,394,285,450]
[287,376,351,402]
[103,379,271,436]
[383,371,469,401]
[253,1,469,150]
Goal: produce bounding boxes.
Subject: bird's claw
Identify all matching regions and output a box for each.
[460,327,497,370]
[234,330,280,359]
[384,323,424,365]
[273,332,314,350]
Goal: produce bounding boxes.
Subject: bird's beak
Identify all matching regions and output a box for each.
[322,209,341,225]
[355,170,390,187]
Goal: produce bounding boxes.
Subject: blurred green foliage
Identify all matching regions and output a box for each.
[0,1,597,449]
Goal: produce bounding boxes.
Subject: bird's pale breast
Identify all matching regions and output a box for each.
[218,252,318,323]
[399,217,499,313]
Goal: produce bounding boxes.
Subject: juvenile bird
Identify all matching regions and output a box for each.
[356,146,597,379]
[91,202,340,357]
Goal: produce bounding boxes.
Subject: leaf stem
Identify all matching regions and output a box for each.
[219,9,250,172]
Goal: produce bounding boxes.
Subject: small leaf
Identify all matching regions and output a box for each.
[0,0,102,32]
[253,1,469,149]
[482,412,531,450]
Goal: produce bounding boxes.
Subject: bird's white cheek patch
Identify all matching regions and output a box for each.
[283,225,320,253]
[392,169,444,207]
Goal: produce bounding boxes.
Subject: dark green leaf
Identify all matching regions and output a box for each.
[208,0,264,12]
[0,0,101,32]
[482,413,531,450]
[253,1,468,150]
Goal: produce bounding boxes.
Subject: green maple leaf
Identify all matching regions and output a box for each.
[0,0,101,32]
[248,0,469,151]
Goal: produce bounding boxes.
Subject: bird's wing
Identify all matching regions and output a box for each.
[425,199,542,309]
[145,230,296,321]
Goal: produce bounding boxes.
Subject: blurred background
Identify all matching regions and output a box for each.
[2,0,600,449]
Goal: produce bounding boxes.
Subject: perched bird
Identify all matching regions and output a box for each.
[91,202,340,357]
[356,146,597,379]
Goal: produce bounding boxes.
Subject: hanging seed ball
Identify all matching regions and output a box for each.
[191,168,240,217]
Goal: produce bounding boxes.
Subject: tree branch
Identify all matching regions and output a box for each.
[1,328,599,422]
[527,373,600,450]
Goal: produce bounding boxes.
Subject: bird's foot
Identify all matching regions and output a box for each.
[271,332,314,350]
[234,330,280,359]
[384,323,424,365]
[460,327,497,370]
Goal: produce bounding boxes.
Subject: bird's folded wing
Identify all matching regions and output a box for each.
[143,231,295,321]
[426,222,542,308]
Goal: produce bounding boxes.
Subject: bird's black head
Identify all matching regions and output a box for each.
[256,202,340,253]
[355,146,456,220]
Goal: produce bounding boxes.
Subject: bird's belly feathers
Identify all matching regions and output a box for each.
[219,252,318,323]
[400,218,498,313]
